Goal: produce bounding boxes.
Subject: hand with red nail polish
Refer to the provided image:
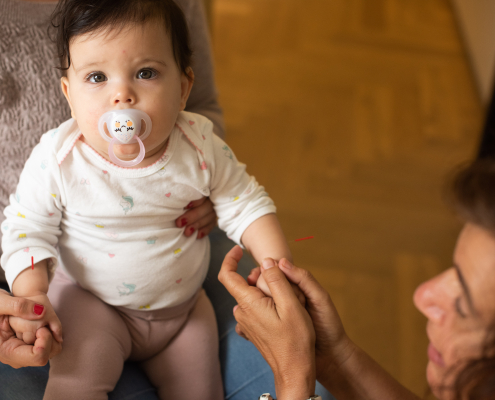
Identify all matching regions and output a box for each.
[0,289,62,368]
[175,196,218,240]
[9,292,63,347]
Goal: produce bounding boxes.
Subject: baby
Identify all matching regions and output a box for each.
[0,0,292,399]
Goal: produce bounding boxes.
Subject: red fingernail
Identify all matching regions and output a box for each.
[189,226,196,235]
[185,202,194,209]
[198,232,204,239]
[181,218,187,227]
[34,304,44,315]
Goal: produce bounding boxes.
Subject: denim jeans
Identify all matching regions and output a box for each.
[0,228,334,400]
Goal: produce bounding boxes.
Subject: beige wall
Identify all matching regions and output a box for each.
[451,0,495,104]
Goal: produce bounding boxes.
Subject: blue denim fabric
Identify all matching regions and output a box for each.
[0,228,334,400]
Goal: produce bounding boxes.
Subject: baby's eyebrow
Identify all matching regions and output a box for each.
[139,58,167,67]
[72,61,103,73]
[454,263,477,315]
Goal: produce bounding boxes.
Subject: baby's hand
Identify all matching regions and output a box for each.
[9,293,62,346]
[253,260,306,307]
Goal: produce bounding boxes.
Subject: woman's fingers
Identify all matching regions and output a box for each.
[182,211,216,238]
[35,327,62,360]
[234,322,249,341]
[1,333,51,368]
[247,266,261,286]
[197,219,217,239]
[184,197,208,210]
[278,258,331,310]
[278,258,353,372]
[0,290,44,320]
[259,258,303,314]
[176,197,217,238]
[218,246,265,305]
[290,282,306,307]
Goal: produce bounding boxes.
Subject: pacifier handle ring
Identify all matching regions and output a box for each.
[98,118,113,142]
[108,136,145,167]
[138,113,152,142]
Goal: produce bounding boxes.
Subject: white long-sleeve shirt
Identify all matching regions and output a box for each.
[1,111,275,310]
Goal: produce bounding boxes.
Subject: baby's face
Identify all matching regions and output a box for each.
[61,20,193,167]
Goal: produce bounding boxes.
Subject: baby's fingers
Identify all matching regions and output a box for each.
[22,331,36,345]
[33,327,62,363]
[48,319,63,343]
[290,283,306,308]
[247,267,261,286]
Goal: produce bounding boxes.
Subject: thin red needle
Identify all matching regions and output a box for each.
[31,256,34,270]
[294,236,314,242]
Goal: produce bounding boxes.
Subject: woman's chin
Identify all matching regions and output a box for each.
[426,362,443,394]
[427,362,454,400]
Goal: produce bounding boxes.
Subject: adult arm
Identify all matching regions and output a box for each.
[275,258,420,400]
[182,0,225,139]
[218,246,315,400]
[220,246,420,400]
[175,0,225,238]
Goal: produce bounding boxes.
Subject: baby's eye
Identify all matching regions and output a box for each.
[137,69,157,80]
[87,72,107,83]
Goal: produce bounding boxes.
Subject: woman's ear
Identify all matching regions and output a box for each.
[179,67,195,111]
[60,77,76,120]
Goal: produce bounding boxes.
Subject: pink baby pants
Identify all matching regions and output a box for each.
[44,270,223,400]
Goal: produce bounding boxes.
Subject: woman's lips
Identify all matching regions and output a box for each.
[428,342,445,367]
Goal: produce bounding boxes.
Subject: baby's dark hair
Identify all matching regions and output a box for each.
[50,0,193,79]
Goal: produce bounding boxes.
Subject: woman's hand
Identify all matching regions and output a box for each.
[218,246,316,400]
[176,197,217,239]
[9,292,63,345]
[248,266,306,307]
[244,257,354,384]
[0,289,62,368]
[275,258,356,384]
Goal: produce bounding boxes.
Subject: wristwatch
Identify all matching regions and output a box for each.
[258,394,322,400]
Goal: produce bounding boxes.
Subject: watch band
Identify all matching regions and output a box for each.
[258,394,322,400]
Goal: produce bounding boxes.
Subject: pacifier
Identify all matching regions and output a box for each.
[98,109,152,167]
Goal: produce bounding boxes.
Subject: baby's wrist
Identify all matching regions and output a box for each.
[12,260,49,297]
[12,288,48,299]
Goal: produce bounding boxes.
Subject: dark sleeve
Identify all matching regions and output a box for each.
[182,0,226,139]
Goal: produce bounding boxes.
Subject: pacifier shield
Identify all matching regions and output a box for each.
[111,114,135,144]
[98,108,152,167]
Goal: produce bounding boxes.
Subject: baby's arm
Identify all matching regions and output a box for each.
[240,214,308,304]
[240,214,292,265]
[9,260,63,345]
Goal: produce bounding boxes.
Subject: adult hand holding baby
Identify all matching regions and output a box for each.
[176,196,217,239]
[9,291,63,346]
[0,289,61,368]
[219,246,317,400]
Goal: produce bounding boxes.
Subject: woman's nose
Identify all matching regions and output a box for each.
[413,276,446,323]
[112,83,136,105]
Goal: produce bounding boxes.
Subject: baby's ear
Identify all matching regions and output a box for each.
[179,67,194,111]
[60,77,76,120]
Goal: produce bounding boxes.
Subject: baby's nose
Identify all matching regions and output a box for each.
[113,84,136,105]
